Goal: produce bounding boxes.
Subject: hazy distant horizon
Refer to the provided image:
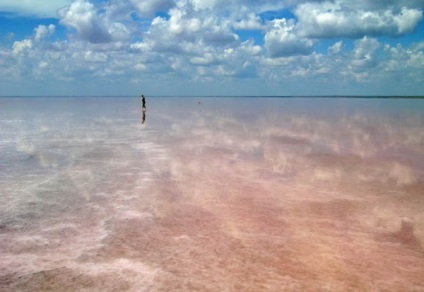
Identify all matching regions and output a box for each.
[1,95,424,99]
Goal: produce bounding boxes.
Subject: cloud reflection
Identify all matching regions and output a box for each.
[1,97,424,290]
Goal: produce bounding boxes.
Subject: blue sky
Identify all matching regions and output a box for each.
[0,0,423,96]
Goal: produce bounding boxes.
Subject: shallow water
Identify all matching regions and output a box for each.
[1,97,424,291]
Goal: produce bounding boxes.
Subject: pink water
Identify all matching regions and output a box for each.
[1,97,424,291]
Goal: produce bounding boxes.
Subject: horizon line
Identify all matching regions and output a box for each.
[1,95,424,99]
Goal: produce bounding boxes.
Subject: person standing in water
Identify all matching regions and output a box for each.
[141,94,147,124]
[141,94,146,111]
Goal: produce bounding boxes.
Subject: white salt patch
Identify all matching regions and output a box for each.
[119,210,153,220]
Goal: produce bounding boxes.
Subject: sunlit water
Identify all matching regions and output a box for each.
[1,97,424,291]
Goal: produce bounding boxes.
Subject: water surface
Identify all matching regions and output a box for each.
[1,97,424,291]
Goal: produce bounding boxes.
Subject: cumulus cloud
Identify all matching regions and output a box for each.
[213,43,260,78]
[295,1,423,38]
[12,39,33,55]
[348,37,381,80]
[139,1,239,55]
[129,0,174,17]
[105,0,175,19]
[328,41,343,55]
[1,0,424,95]
[264,19,314,57]
[345,0,424,11]
[0,0,73,18]
[383,41,424,81]
[59,0,130,43]
[233,13,264,30]
[34,25,56,42]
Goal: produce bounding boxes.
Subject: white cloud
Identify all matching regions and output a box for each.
[12,39,33,55]
[264,18,314,57]
[1,0,424,95]
[233,13,264,30]
[167,6,202,35]
[328,41,343,55]
[129,42,149,52]
[129,0,174,18]
[104,0,173,22]
[34,25,56,42]
[345,0,424,11]
[348,37,381,80]
[59,0,130,43]
[393,7,424,35]
[190,53,216,66]
[82,51,108,62]
[0,0,73,18]
[295,1,423,38]
[141,1,239,55]
[383,42,424,82]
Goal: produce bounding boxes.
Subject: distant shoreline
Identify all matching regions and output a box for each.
[1,95,424,99]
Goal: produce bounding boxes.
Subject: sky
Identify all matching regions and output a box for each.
[0,0,423,96]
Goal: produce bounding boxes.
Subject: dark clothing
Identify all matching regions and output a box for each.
[141,95,147,124]
[141,95,146,108]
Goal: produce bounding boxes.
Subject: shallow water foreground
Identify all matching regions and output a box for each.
[1,97,424,291]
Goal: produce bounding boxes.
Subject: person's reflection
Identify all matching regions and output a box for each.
[141,109,146,124]
[141,94,147,124]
